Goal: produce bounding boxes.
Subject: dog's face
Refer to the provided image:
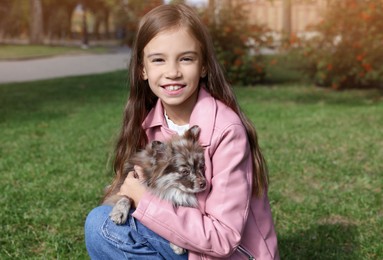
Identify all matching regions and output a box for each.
[129,126,206,195]
[160,128,206,194]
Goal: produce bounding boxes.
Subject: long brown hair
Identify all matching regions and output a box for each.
[105,4,268,200]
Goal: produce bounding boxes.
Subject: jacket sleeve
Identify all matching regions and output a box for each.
[132,123,253,257]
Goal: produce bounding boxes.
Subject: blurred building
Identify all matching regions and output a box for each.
[251,0,327,33]
[218,0,328,34]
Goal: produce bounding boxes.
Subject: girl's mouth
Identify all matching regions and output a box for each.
[163,85,185,91]
[162,84,186,96]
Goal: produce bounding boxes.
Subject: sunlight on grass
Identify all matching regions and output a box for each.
[0,72,382,258]
[0,45,109,60]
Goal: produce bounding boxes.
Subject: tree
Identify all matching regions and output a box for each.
[115,0,163,46]
[29,0,44,44]
[205,0,272,85]
[208,0,216,25]
[84,0,114,39]
[0,0,12,39]
[42,0,78,40]
[299,0,383,89]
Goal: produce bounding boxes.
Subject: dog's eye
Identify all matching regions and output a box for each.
[181,169,189,175]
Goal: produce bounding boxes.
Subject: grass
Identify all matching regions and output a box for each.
[0,44,109,60]
[0,71,382,259]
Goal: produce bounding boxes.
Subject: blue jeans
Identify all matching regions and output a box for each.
[85,205,188,260]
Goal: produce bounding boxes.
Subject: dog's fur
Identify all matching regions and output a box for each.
[103,125,206,255]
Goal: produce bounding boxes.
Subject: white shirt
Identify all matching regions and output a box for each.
[164,112,189,135]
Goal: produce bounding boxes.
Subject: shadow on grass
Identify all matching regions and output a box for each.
[238,83,383,107]
[290,87,383,107]
[279,224,359,260]
[0,71,128,124]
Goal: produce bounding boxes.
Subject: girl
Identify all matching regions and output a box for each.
[85,3,279,260]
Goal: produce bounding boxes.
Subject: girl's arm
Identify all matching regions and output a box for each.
[132,124,253,257]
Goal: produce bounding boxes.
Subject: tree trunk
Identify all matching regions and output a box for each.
[104,10,110,39]
[29,0,44,44]
[81,4,89,48]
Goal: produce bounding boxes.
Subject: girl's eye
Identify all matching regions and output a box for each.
[181,57,194,62]
[152,58,164,63]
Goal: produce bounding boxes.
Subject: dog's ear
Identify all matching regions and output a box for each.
[184,125,201,142]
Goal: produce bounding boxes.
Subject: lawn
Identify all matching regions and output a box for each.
[0,44,109,60]
[0,71,382,259]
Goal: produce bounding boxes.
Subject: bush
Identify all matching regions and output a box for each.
[299,0,383,89]
[203,2,273,86]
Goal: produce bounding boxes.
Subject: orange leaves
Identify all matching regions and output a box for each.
[362,63,372,72]
[234,58,242,68]
[355,53,373,72]
[223,26,233,34]
[356,53,365,62]
[360,11,371,21]
[234,48,244,56]
[289,33,299,45]
[298,0,383,89]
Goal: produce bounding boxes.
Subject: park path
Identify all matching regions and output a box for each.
[0,47,130,84]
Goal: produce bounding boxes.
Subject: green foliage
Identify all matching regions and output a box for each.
[0,71,382,258]
[203,2,273,86]
[263,52,307,85]
[299,0,383,89]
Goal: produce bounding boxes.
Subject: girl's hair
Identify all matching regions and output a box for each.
[105,3,268,199]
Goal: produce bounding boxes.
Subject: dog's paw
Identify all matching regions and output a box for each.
[170,242,187,255]
[109,209,128,224]
[109,197,131,225]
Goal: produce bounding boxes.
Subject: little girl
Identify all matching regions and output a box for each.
[85,4,279,259]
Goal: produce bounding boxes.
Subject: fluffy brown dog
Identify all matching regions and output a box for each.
[103,125,206,254]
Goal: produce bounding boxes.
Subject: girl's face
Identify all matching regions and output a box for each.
[142,26,206,121]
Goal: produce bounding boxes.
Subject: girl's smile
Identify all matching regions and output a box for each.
[162,83,186,95]
[142,26,206,124]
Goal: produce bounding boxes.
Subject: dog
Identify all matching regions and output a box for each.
[103,125,206,255]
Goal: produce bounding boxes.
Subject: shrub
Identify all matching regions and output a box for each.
[202,2,273,86]
[299,0,383,89]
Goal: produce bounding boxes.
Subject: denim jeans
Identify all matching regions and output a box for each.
[85,205,188,260]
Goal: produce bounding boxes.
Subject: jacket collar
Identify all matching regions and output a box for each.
[142,85,216,147]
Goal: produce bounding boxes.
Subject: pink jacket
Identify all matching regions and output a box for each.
[132,87,279,259]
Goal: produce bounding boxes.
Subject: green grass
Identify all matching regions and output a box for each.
[0,71,382,259]
[0,45,109,60]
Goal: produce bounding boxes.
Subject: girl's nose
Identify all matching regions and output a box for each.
[165,62,181,79]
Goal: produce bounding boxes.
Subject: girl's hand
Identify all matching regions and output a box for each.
[118,166,146,208]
